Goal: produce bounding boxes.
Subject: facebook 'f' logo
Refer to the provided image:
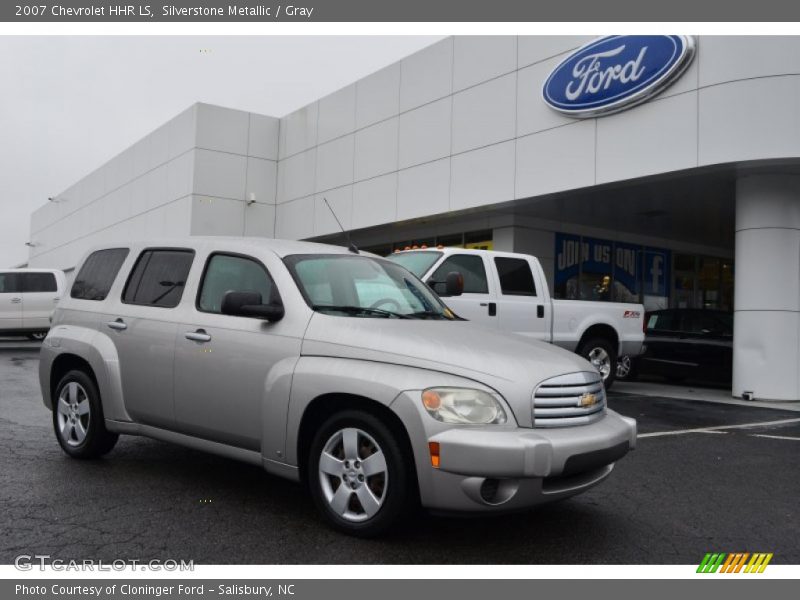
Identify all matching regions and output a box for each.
[644,249,671,297]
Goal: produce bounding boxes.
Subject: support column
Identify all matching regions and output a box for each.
[734,174,800,401]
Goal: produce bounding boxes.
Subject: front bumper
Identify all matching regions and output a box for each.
[391,393,636,513]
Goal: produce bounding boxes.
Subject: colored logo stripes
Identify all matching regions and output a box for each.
[697,552,773,573]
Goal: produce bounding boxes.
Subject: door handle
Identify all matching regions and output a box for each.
[10,298,21,304]
[537,304,545,318]
[106,318,127,331]
[487,302,497,317]
[185,329,211,343]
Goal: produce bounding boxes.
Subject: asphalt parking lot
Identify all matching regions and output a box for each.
[1,338,799,564]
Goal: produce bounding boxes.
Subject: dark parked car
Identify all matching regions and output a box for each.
[616,309,733,385]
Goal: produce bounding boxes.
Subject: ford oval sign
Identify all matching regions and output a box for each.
[542,35,695,118]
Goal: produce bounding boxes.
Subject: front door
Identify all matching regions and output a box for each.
[425,253,498,326]
[173,253,301,451]
[0,272,22,331]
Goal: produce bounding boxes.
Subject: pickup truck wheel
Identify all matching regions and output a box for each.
[578,338,617,390]
[53,370,119,459]
[308,410,411,537]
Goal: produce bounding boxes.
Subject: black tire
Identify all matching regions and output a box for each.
[578,337,618,390]
[307,410,413,537]
[52,369,118,459]
[615,355,638,382]
[28,332,47,341]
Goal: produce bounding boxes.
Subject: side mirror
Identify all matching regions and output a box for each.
[444,271,464,297]
[221,291,285,322]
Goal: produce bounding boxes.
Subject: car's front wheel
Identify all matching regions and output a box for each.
[307,410,413,537]
[53,370,119,459]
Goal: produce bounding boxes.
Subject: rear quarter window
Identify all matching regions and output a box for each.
[71,249,130,301]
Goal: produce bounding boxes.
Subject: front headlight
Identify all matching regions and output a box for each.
[421,387,507,424]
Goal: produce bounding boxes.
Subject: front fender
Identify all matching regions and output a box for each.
[281,356,495,467]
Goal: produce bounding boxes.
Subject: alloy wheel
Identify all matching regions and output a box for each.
[588,347,612,379]
[56,382,91,447]
[318,427,388,523]
[616,355,632,379]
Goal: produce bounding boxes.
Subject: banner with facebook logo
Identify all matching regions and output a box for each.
[643,248,671,298]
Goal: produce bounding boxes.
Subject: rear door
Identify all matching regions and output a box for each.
[491,255,550,341]
[426,253,498,326]
[111,248,195,429]
[0,272,22,331]
[21,272,59,330]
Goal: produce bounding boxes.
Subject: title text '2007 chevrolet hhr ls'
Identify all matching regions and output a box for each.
[39,238,636,536]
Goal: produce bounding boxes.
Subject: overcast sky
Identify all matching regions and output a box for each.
[0,35,443,268]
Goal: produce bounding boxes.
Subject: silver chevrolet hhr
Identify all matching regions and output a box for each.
[39,238,636,536]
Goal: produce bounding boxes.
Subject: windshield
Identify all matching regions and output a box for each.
[385,251,442,278]
[284,254,453,320]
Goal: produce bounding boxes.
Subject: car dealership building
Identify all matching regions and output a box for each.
[27,35,800,401]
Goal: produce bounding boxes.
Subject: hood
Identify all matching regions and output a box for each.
[301,314,595,425]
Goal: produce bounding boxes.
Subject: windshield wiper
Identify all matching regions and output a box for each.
[312,305,413,319]
[409,310,449,320]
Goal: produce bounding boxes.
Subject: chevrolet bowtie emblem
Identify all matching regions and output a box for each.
[580,393,597,407]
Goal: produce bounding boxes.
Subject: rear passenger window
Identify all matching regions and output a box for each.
[123,249,194,308]
[0,273,21,294]
[22,272,57,293]
[494,257,537,296]
[431,255,488,294]
[198,254,276,314]
[71,249,130,301]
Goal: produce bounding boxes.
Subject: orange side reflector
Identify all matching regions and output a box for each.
[429,442,440,468]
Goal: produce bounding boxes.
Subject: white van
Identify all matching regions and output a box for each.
[0,269,66,339]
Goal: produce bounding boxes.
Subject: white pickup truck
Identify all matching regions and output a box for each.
[388,248,645,388]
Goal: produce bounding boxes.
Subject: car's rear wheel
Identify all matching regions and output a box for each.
[578,337,617,390]
[53,370,118,459]
[307,410,412,537]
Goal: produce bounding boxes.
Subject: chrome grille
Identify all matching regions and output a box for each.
[533,371,605,428]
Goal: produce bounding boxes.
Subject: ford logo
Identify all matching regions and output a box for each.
[542,35,695,118]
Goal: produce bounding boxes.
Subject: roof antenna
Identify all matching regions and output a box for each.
[323,197,359,254]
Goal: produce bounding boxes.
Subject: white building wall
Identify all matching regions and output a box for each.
[273,35,800,241]
[28,103,279,270]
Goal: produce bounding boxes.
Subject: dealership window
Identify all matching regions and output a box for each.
[363,229,494,257]
[672,254,734,311]
[555,234,651,304]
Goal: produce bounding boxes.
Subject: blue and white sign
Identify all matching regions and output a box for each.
[542,35,695,117]
[643,248,671,298]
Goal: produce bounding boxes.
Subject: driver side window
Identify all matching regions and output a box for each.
[198,254,275,314]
